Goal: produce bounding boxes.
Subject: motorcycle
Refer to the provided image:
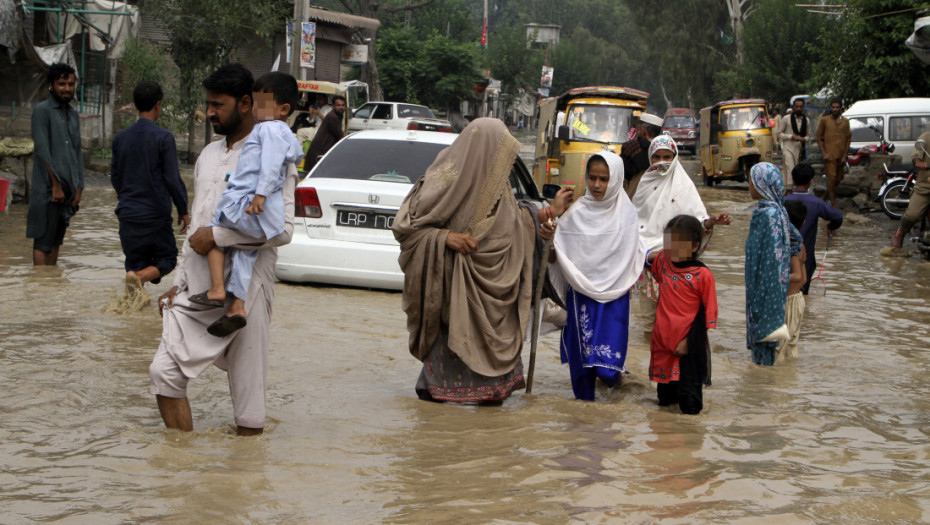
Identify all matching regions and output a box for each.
[848,139,895,168]
[877,161,917,219]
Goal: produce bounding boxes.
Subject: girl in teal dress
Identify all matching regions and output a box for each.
[745,163,802,366]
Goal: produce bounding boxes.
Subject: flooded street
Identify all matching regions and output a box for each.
[2,162,930,523]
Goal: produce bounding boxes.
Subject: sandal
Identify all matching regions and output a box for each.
[207,314,247,337]
[188,291,225,308]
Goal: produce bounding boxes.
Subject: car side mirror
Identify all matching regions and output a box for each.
[916,139,926,151]
[542,183,562,199]
[557,125,570,143]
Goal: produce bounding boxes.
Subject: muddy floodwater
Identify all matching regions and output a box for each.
[2,167,930,524]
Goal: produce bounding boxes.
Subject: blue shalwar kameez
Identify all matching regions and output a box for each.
[211,119,302,302]
[549,151,647,401]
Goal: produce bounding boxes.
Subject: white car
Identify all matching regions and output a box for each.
[275,129,544,290]
[348,102,453,133]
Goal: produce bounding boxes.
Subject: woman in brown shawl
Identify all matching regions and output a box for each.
[393,118,569,404]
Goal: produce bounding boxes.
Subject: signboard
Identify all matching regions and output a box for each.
[540,66,554,89]
[300,22,316,69]
[341,44,369,65]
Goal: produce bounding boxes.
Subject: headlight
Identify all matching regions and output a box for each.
[688,131,696,138]
[745,137,755,147]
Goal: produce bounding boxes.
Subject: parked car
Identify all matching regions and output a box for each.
[348,102,453,133]
[275,129,543,290]
[662,108,698,154]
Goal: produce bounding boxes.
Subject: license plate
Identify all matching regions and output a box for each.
[336,209,395,230]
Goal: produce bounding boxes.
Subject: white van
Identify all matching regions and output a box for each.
[843,98,930,161]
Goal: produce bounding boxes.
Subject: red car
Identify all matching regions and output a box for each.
[662,108,698,154]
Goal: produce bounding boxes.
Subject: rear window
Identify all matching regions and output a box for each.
[398,104,436,119]
[889,116,930,141]
[664,116,695,129]
[849,117,884,142]
[309,138,448,184]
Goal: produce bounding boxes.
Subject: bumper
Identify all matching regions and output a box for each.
[275,234,404,291]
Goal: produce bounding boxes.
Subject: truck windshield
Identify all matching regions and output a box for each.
[664,116,695,129]
[720,106,767,131]
[563,104,634,143]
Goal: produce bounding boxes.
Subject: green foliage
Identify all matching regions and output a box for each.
[377,28,481,109]
[725,0,827,106]
[626,0,731,112]
[119,37,185,133]
[139,0,287,117]
[379,0,478,41]
[485,23,544,101]
[806,0,930,103]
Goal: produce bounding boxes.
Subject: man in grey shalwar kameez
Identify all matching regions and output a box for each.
[148,64,297,435]
[28,62,84,266]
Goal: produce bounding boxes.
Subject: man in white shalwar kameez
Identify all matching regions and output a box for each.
[149,64,297,436]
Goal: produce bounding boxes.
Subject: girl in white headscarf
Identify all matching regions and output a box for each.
[549,151,647,401]
[632,136,730,335]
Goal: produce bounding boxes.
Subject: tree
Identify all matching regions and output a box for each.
[626,0,731,112]
[724,0,756,66]
[377,28,481,110]
[485,23,544,104]
[333,0,437,101]
[140,0,286,160]
[807,0,930,103]
[721,0,826,105]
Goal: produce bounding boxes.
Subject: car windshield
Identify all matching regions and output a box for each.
[309,138,448,184]
[664,116,695,129]
[564,104,634,143]
[398,104,436,119]
[720,106,767,131]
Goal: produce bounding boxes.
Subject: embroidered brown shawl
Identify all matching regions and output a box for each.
[392,118,534,376]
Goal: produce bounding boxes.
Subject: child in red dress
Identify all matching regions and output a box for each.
[646,215,718,414]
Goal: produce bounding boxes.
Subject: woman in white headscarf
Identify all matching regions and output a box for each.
[632,135,731,335]
[549,151,646,401]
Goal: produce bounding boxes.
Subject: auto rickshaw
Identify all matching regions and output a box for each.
[290,80,351,173]
[698,98,773,186]
[534,86,649,192]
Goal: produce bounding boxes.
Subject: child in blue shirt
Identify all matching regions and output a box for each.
[189,72,303,337]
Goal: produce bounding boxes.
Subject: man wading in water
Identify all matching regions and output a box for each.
[148,64,299,436]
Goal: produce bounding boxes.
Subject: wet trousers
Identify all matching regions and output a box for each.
[900,176,930,234]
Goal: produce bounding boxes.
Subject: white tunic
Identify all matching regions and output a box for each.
[155,135,297,428]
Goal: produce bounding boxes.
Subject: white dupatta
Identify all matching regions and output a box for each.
[550,151,646,303]
[632,135,709,251]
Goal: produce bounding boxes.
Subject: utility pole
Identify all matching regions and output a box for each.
[290,0,307,79]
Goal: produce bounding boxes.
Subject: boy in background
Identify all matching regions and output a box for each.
[111,81,189,288]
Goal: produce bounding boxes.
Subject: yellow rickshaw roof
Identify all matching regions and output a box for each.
[564,86,649,101]
[296,80,347,95]
[704,98,767,110]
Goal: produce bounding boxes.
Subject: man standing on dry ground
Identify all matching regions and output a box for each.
[28,62,83,266]
[111,81,190,288]
[304,94,346,171]
[817,99,852,208]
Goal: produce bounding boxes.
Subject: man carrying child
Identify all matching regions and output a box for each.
[149,64,300,436]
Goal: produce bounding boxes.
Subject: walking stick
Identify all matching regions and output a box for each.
[525,240,551,394]
[811,235,833,296]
